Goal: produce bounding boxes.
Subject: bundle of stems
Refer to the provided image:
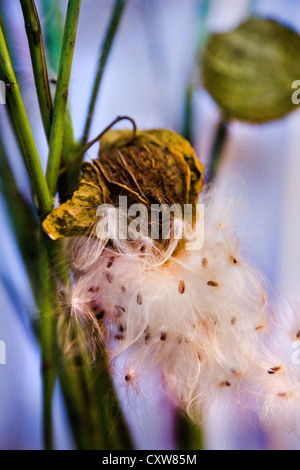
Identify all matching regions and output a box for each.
[0,0,205,450]
[0,0,132,450]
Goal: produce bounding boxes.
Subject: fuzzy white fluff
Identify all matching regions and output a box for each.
[67,188,300,433]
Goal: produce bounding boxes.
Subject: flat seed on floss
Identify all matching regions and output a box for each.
[144,327,151,342]
[220,381,231,388]
[107,256,115,268]
[267,366,282,375]
[207,280,219,287]
[88,286,99,293]
[178,280,185,294]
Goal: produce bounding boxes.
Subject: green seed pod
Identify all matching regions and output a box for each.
[42,129,204,240]
[202,18,300,123]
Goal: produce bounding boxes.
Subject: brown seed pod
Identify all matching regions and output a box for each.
[42,127,204,240]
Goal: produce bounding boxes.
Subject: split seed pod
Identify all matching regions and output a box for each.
[42,129,204,240]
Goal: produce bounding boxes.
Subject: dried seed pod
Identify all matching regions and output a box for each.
[42,128,204,240]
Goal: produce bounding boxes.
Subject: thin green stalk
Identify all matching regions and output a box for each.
[39,233,57,450]
[58,342,133,450]
[182,0,210,144]
[39,0,79,200]
[81,0,126,145]
[39,235,71,450]
[41,0,64,75]
[183,83,194,142]
[197,0,210,51]
[176,411,204,450]
[20,0,53,141]
[46,0,81,197]
[249,0,258,16]
[206,119,228,184]
[0,20,52,216]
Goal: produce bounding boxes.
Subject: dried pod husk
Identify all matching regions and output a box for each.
[202,18,300,123]
[42,129,204,240]
[95,129,203,207]
[42,163,108,240]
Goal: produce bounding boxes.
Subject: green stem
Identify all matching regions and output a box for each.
[41,0,64,75]
[46,0,81,197]
[20,0,53,141]
[206,119,228,184]
[81,0,126,145]
[40,0,79,200]
[182,83,194,143]
[249,0,258,16]
[175,410,204,450]
[58,340,133,450]
[39,233,58,450]
[182,0,210,144]
[0,20,52,216]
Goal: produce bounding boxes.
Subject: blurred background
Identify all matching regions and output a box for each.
[1,0,300,450]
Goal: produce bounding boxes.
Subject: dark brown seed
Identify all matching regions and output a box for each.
[231,317,237,326]
[144,327,151,342]
[119,324,125,333]
[268,366,281,375]
[220,381,231,387]
[207,280,219,287]
[107,256,115,269]
[125,375,131,382]
[179,280,185,295]
[140,245,145,252]
[90,302,103,319]
[202,258,208,267]
[106,273,113,283]
[230,256,238,264]
[96,310,105,320]
[137,293,143,305]
[114,334,124,341]
[160,332,167,341]
[89,286,99,293]
[296,331,300,339]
